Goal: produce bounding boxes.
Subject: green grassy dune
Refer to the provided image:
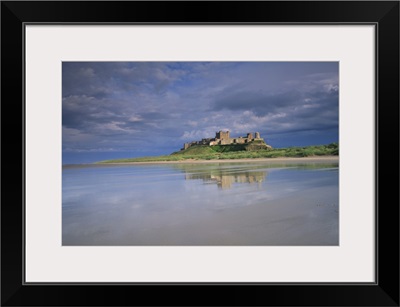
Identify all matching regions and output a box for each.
[98,142,338,163]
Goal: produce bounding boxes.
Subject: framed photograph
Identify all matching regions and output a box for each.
[2,1,399,306]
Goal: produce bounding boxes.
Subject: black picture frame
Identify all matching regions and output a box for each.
[1,1,399,306]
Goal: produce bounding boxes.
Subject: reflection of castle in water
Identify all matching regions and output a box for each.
[184,170,267,189]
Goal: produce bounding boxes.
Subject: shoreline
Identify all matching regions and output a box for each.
[97,156,339,165]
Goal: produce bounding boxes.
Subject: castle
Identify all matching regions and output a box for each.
[182,131,265,150]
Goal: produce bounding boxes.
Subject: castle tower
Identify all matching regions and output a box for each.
[255,132,260,139]
[247,133,253,140]
[216,131,230,140]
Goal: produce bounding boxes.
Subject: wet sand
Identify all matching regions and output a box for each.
[63,161,338,245]
[100,156,339,165]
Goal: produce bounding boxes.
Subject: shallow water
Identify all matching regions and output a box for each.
[62,161,339,245]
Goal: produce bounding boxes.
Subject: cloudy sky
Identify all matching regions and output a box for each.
[62,62,338,164]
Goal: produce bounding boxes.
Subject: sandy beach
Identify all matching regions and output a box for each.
[64,156,339,245]
[100,156,339,165]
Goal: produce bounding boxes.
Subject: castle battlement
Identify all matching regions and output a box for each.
[182,130,265,150]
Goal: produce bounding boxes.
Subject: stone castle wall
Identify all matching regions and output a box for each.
[183,131,264,150]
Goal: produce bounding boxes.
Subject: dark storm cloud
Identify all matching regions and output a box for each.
[213,90,303,114]
[211,75,338,138]
[62,62,185,98]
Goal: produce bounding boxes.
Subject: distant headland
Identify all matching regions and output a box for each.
[97,129,338,164]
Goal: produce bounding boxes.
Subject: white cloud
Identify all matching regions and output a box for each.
[187,120,198,127]
[128,115,143,122]
[101,121,133,133]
